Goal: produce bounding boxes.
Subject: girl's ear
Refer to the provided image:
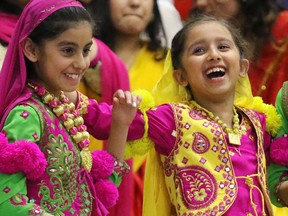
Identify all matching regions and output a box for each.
[239,58,249,77]
[173,69,188,87]
[23,38,39,62]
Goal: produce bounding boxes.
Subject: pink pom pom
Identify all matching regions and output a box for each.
[0,132,47,180]
[270,136,288,166]
[95,179,119,209]
[91,150,114,180]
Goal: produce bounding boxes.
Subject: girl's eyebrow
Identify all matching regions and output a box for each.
[57,40,93,47]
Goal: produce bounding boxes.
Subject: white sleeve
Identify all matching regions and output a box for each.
[157,0,183,48]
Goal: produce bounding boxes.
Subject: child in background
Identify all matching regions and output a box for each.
[0,0,140,215]
[85,14,281,215]
[268,81,288,207]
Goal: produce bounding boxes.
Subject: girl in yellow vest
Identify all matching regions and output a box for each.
[85,14,281,215]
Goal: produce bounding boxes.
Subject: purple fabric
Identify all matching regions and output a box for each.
[0,13,19,44]
[0,0,83,129]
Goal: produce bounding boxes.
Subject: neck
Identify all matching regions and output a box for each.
[195,98,235,128]
[114,34,142,70]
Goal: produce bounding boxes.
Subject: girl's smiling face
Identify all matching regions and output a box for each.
[25,21,93,96]
[174,21,249,102]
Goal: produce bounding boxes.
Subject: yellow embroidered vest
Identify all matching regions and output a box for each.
[160,103,273,215]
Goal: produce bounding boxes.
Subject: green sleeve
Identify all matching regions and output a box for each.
[0,105,43,215]
[3,105,42,142]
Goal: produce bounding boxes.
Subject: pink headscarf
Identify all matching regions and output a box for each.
[0,0,84,129]
[0,13,19,44]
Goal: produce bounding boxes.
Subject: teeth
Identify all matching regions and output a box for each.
[206,67,225,74]
[66,74,79,79]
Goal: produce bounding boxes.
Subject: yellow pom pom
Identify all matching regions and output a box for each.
[251,96,282,137]
[133,89,155,111]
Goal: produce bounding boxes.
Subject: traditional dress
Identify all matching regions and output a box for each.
[0,0,125,215]
[0,91,117,215]
[85,92,279,216]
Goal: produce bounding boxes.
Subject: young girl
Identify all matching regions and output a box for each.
[268,81,288,207]
[0,0,140,215]
[85,14,281,215]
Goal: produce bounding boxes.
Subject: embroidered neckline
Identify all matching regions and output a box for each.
[27,81,92,172]
[190,101,242,146]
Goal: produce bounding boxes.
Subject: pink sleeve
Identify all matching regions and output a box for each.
[84,101,176,156]
[147,104,176,156]
[84,99,145,140]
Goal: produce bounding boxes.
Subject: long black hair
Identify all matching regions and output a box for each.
[82,0,167,56]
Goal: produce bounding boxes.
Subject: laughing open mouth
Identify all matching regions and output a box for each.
[206,67,225,79]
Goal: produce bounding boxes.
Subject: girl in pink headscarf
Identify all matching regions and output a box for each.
[0,0,141,215]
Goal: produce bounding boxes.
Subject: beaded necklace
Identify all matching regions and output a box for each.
[191,101,242,146]
[27,81,92,172]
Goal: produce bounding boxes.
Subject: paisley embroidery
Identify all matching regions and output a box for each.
[192,132,210,154]
[175,165,217,209]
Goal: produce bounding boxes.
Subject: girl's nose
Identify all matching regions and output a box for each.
[74,55,88,70]
[129,0,140,7]
[207,48,221,61]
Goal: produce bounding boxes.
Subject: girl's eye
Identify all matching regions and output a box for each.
[218,44,230,50]
[193,47,205,55]
[83,48,91,57]
[62,47,74,55]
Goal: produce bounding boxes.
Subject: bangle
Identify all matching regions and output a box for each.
[275,181,288,207]
[113,157,130,178]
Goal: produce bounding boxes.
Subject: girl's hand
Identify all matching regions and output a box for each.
[106,90,141,160]
[112,89,142,126]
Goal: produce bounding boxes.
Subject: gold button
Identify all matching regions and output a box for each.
[261,85,266,90]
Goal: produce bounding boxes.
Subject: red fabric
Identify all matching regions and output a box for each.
[174,0,193,20]
[248,11,288,105]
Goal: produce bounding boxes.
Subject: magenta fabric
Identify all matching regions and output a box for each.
[0,132,47,180]
[0,0,84,129]
[0,13,18,44]
[93,39,130,104]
